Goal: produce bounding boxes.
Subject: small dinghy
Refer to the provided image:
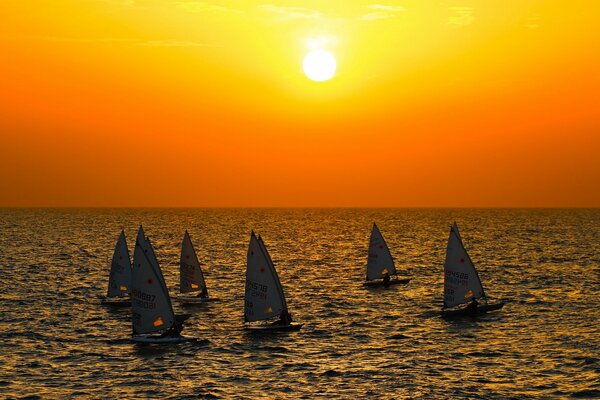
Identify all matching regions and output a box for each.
[131,226,190,343]
[177,231,216,304]
[441,223,505,318]
[363,223,410,287]
[101,230,132,307]
[244,232,302,331]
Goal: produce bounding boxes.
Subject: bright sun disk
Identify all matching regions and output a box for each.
[303,50,336,82]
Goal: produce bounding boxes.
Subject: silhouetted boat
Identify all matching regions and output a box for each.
[177,231,216,304]
[244,232,302,331]
[131,226,190,343]
[441,223,505,317]
[101,230,132,307]
[363,223,410,287]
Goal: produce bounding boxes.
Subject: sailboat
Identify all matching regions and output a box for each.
[244,231,302,331]
[101,230,132,306]
[441,222,505,317]
[363,223,410,287]
[131,226,189,343]
[178,230,216,304]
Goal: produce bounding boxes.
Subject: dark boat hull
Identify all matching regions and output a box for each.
[363,278,410,287]
[441,301,505,317]
[244,323,303,331]
[177,295,218,304]
[131,334,192,344]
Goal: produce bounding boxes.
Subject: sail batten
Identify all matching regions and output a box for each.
[443,223,485,308]
[107,230,131,298]
[180,231,207,294]
[131,226,176,335]
[245,232,287,323]
[366,223,397,281]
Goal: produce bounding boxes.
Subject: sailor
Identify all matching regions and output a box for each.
[160,322,181,338]
[466,298,479,312]
[275,309,292,325]
[383,272,391,287]
[197,286,208,298]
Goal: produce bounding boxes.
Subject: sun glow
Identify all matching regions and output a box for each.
[303,50,336,82]
[0,1,598,207]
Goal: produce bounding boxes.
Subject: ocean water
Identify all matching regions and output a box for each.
[0,208,598,399]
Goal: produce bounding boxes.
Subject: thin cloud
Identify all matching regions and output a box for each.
[370,4,405,12]
[361,4,405,21]
[258,4,321,21]
[448,6,474,26]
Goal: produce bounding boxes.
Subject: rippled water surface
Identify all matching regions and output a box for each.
[0,208,599,399]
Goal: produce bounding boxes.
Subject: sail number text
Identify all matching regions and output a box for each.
[445,270,469,287]
[132,288,157,309]
[246,279,268,300]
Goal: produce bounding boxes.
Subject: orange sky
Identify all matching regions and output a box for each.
[1,0,598,207]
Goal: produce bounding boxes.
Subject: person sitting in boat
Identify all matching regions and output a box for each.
[466,298,479,312]
[160,322,182,338]
[197,286,208,298]
[383,272,391,287]
[272,310,292,326]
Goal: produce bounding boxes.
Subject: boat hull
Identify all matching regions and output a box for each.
[441,301,505,317]
[177,295,218,304]
[100,297,131,307]
[244,323,303,331]
[363,278,410,287]
[131,335,191,344]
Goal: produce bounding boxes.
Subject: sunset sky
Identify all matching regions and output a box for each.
[1,0,598,207]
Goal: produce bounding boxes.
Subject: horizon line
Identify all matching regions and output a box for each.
[1,205,598,209]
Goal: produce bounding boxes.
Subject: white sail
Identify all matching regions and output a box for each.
[443,223,485,308]
[366,223,397,281]
[107,230,132,298]
[245,232,287,323]
[139,230,169,296]
[258,235,288,312]
[131,226,176,335]
[180,231,207,294]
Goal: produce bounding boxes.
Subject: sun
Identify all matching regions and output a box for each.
[303,50,336,82]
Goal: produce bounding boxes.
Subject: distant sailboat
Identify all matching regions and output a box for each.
[131,226,189,343]
[244,231,302,331]
[101,230,132,306]
[363,223,410,287]
[441,222,505,317]
[178,231,216,303]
